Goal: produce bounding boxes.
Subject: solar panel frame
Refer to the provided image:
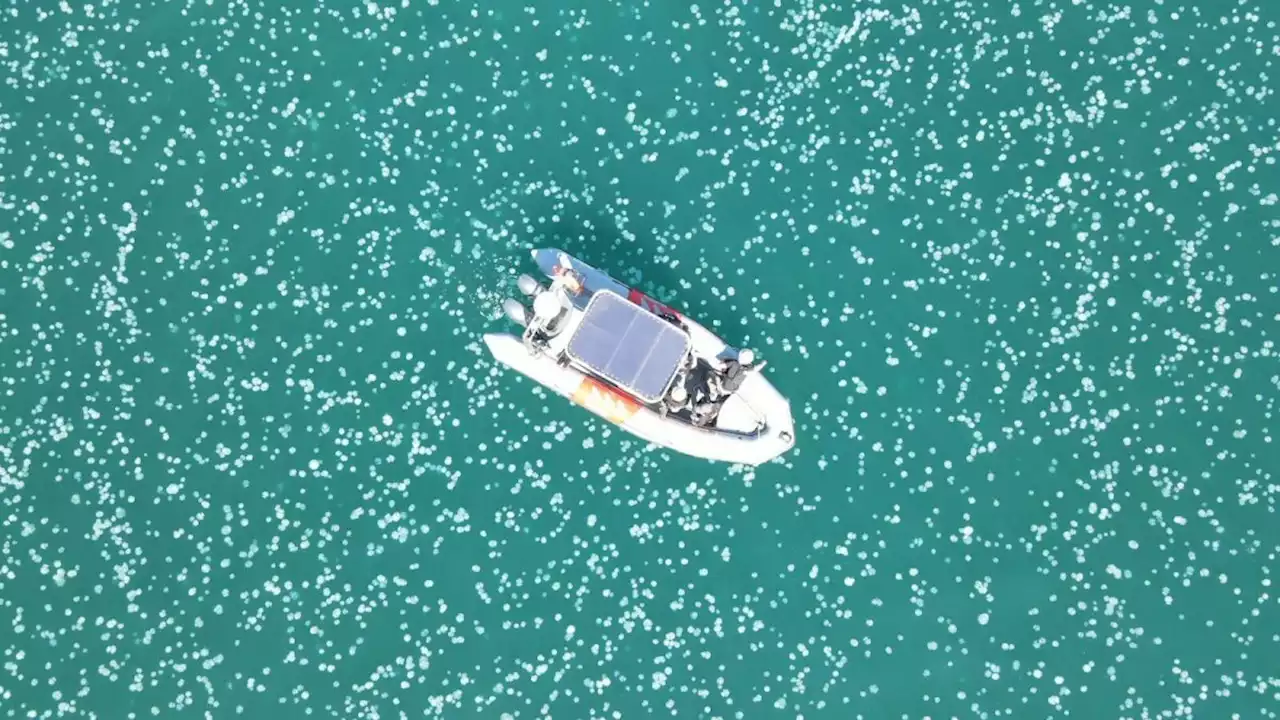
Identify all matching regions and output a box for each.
[566,291,691,404]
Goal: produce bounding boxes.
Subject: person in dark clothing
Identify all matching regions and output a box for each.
[719,359,747,394]
[716,348,756,396]
[691,389,720,426]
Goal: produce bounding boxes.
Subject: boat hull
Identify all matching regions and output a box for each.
[483,249,796,466]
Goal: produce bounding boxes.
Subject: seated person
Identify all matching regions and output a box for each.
[691,399,718,427]
[523,292,569,354]
[663,383,691,416]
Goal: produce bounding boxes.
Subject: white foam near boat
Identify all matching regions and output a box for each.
[483,249,796,466]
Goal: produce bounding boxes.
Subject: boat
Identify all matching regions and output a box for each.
[482,249,796,466]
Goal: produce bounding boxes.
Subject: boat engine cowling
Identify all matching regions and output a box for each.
[516,274,543,297]
[502,298,530,327]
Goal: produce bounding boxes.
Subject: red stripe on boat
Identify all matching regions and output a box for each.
[627,288,680,320]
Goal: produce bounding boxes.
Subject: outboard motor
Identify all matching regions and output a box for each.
[517,274,543,297]
[502,298,530,327]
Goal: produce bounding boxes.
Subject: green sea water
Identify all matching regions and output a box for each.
[2,0,1277,718]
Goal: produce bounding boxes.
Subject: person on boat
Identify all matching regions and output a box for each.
[712,348,763,398]
[523,290,568,354]
[661,383,690,417]
[553,257,586,296]
[522,326,544,355]
[690,389,719,427]
[557,269,584,296]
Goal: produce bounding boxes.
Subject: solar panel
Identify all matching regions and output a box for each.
[567,291,690,403]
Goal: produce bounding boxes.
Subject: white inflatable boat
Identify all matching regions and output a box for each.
[482,249,796,466]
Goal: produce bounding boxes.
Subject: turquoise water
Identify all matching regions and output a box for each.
[2,0,1278,717]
